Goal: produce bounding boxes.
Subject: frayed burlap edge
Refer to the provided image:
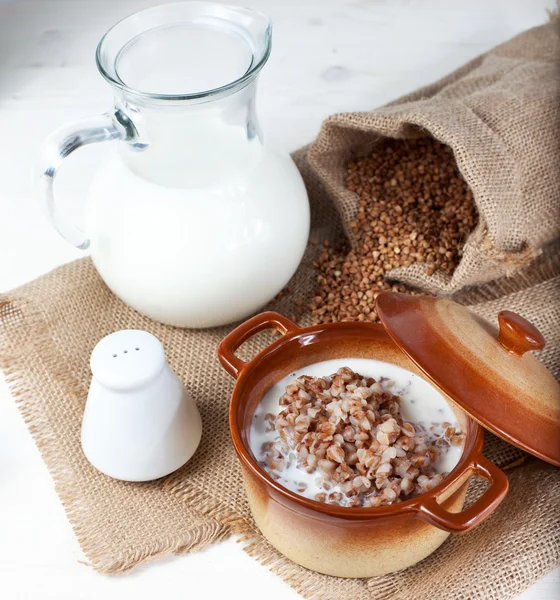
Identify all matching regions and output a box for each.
[239,531,371,600]
[165,482,370,600]
[0,294,231,574]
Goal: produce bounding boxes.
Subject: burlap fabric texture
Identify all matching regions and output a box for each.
[1,20,559,600]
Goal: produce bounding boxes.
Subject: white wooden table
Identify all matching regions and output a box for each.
[0,1,558,598]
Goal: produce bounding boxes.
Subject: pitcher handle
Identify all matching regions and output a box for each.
[36,111,134,249]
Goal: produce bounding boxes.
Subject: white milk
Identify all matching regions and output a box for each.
[42,10,309,328]
[84,115,309,328]
[250,358,464,503]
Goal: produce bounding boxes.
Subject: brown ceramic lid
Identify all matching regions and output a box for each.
[376,292,560,466]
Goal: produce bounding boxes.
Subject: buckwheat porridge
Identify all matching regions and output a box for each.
[250,359,465,507]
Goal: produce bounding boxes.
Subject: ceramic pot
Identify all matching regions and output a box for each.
[218,312,509,578]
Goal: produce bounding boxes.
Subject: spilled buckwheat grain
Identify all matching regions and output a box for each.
[310,138,477,324]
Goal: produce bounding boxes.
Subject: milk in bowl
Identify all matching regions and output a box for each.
[250,358,465,507]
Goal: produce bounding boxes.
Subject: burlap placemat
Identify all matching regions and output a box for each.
[1,18,559,600]
[1,254,559,598]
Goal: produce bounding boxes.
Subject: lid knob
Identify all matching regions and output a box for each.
[375,292,559,466]
[497,311,545,357]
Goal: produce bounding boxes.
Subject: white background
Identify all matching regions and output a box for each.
[0,1,558,599]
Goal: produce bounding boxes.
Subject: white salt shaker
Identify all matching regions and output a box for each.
[81,330,202,482]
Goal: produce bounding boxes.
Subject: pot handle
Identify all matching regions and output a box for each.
[418,455,509,533]
[218,312,300,379]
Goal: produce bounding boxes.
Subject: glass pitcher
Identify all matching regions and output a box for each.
[37,2,309,328]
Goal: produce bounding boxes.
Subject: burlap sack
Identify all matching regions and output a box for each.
[1,19,559,600]
[305,21,560,295]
